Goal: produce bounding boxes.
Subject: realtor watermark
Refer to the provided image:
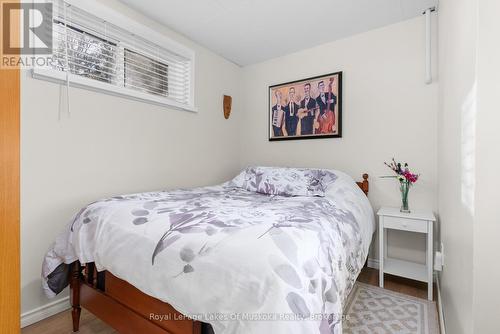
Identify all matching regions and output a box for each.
[1,1,54,68]
[148,312,354,323]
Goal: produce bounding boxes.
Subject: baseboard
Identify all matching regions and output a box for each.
[436,276,446,334]
[21,296,70,328]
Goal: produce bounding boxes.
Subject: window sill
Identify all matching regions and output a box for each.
[32,68,198,113]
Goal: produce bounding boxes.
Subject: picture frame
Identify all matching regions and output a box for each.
[268,71,342,141]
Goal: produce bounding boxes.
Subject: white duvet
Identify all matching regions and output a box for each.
[42,168,374,334]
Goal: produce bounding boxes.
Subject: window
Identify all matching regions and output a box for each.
[52,20,118,85]
[124,49,168,97]
[33,0,195,111]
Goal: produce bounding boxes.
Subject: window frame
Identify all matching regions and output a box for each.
[32,0,197,112]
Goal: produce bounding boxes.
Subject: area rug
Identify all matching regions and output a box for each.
[343,282,439,334]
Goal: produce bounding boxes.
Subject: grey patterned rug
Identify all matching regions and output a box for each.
[343,282,439,334]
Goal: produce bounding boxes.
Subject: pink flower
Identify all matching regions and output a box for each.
[384,158,419,184]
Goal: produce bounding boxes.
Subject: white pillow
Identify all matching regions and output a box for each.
[229,167,338,197]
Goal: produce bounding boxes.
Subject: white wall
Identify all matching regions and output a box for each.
[438,1,500,332]
[437,0,477,333]
[472,0,500,332]
[21,0,242,316]
[240,17,439,263]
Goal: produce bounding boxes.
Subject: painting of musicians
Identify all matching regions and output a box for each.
[269,71,342,141]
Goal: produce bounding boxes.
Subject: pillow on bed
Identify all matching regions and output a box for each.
[230,167,337,197]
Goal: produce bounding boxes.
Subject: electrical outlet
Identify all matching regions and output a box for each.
[434,242,445,271]
[434,252,443,271]
[441,242,444,266]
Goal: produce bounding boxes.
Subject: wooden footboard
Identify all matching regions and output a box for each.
[70,262,202,334]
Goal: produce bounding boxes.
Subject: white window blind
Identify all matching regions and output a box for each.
[38,0,194,110]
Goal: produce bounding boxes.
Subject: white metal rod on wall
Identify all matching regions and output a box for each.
[425,8,432,84]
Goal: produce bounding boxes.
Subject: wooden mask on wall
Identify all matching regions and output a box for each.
[223,95,232,119]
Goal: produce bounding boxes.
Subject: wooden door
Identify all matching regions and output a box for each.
[0,9,21,332]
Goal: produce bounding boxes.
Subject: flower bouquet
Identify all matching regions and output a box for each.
[382,158,419,213]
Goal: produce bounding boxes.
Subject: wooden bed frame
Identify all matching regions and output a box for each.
[70,174,369,333]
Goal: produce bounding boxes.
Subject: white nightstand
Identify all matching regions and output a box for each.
[377,207,436,300]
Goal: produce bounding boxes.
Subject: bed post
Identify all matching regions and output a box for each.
[70,261,81,332]
[358,173,369,268]
[356,173,369,196]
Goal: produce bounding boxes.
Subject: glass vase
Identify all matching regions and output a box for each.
[399,180,410,213]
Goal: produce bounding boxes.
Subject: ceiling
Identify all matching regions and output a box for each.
[119,0,438,66]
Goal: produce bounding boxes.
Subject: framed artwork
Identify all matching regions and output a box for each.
[268,71,342,141]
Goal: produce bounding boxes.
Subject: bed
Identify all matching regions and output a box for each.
[42,167,374,334]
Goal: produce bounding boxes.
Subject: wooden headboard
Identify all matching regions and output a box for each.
[356,173,369,196]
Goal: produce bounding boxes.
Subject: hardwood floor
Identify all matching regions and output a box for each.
[357,267,438,301]
[22,308,116,334]
[22,267,437,333]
